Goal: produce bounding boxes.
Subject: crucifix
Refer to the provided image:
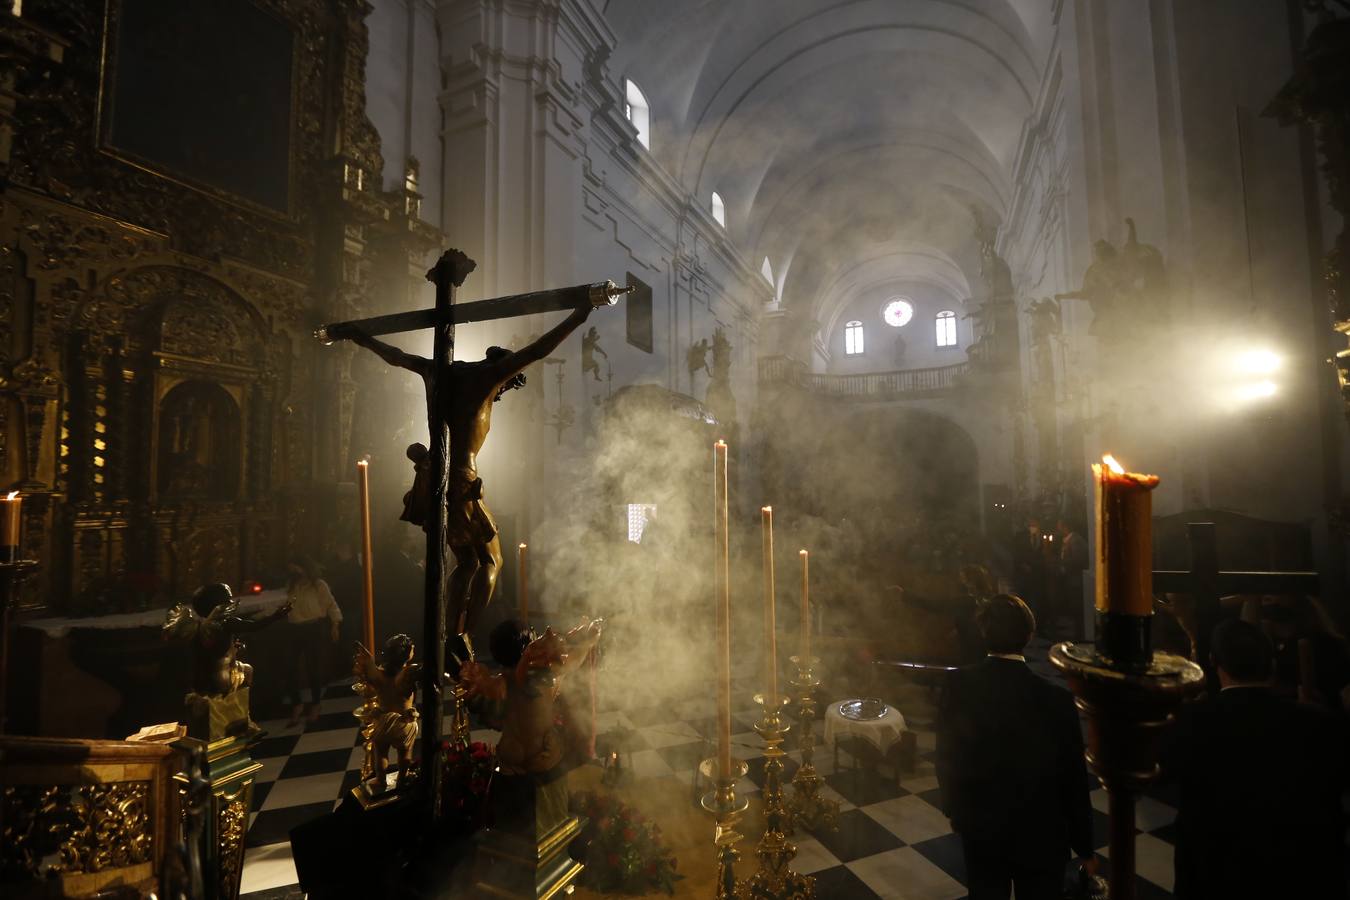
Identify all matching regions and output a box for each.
[317,248,629,823]
[1153,521,1319,669]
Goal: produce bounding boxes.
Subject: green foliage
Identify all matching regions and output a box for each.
[572,791,683,895]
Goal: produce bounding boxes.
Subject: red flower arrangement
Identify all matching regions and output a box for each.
[442,740,495,822]
[572,791,681,895]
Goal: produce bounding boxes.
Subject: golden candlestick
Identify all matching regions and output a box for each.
[448,677,471,749]
[786,655,838,834]
[701,756,749,900]
[745,692,813,899]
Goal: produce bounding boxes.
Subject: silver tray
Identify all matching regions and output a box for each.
[838,698,888,721]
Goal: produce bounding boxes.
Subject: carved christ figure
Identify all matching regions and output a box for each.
[330,302,594,639]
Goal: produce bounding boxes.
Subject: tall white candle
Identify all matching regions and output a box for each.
[715,441,731,779]
[762,506,777,703]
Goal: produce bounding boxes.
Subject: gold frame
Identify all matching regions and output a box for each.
[94,0,303,222]
[147,355,255,506]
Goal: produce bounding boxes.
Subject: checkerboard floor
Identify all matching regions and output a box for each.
[240,641,1184,899]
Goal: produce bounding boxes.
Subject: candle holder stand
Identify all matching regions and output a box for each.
[745,692,814,899]
[354,692,380,781]
[448,677,472,749]
[700,757,750,900]
[1050,643,1202,900]
[786,656,838,834]
[0,559,39,735]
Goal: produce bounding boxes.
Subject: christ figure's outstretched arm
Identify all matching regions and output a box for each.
[340,326,433,377]
[494,306,592,378]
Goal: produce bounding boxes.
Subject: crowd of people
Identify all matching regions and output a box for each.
[267,514,1350,900]
[936,592,1349,900]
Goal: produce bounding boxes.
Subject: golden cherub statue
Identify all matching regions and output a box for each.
[353,634,422,791]
[460,618,602,775]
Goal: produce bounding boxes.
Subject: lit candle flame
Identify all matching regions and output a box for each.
[799,549,808,556]
[519,542,527,550]
[762,505,772,513]
[4,491,17,500]
[1102,454,1125,475]
[356,459,368,468]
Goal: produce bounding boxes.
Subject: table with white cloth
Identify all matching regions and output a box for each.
[824,699,908,786]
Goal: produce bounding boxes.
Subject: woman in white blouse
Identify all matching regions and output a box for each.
[283,556,342,725]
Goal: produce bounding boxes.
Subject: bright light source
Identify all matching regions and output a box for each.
[1236,349,1281,375]
[626,503,656,543]
[1235,380,1278,402]
[1102,454,1125,475]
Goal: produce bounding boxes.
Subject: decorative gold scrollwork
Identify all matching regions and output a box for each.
[0,781,153,881]
[216,792,249,900]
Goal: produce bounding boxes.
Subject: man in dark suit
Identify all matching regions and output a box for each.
[1167,619,1348,900]
[936,594,1096,899]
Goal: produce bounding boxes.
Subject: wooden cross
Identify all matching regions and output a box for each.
[1152,522,1319,664]
[318,249,627,823]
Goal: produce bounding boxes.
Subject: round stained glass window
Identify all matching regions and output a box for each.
[883,299,914,328]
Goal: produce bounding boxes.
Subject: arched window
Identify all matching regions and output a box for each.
[711,191,726,227]
[760,257,774,286]
[844,320,865,356]
[624,79,651,149]
[935,310,958,347]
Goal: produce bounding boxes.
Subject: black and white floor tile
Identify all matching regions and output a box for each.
[240,642,1184,899]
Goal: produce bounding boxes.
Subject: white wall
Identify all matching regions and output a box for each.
[366,0,443,227]
[825,282,972,374]
[997,0,1345,580]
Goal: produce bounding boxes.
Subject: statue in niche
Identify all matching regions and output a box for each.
[686,337,711,384]
[163,582,290,739]
[711,327,732,383]
[1056,218,1167,338]
[980,237,1016,303]
[965,212,1022,371]
[157,381,241,501]
[892,332,907,367]
[1026,297,1062,348]
[1117,218,1168,317]
[353,634,421,791]
[705,326,738,429]
[581,326,608,382]
[1056,239,1120,334]
[972,209,1015,303]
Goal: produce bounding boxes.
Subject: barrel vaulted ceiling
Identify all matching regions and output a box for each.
[601,0,1052,342]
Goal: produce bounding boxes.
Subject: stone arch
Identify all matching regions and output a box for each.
[830,405,981,527]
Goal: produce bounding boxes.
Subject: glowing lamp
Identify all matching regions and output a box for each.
[1236,349,1281,375]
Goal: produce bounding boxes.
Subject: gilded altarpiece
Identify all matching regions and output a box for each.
[0,0,439,615]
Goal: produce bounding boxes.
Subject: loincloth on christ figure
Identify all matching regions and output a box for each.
[400,448,498,546]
